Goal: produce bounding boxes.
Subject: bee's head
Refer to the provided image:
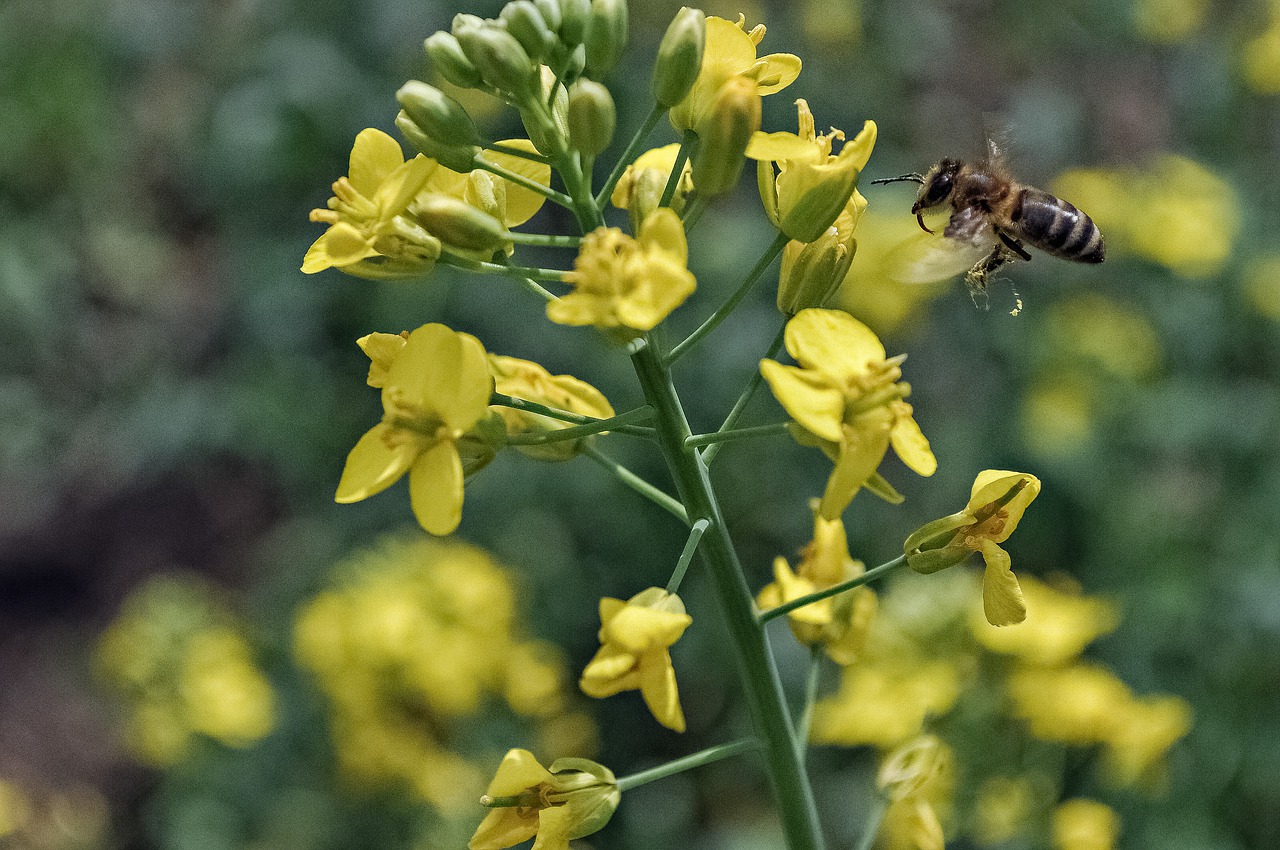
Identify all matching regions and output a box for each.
[912,158,962,214]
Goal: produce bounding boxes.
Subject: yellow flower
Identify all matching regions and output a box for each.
[747,100,876,243]
[876,736,952,850]
[488,354,616,461]
[904,470,1041,626]
[549,208,696,340]
[579,588,692,732]
[810,660,960,748]
[335,323,495,536]
[761,308,936,518]
[418,139,552,240]
[469,749,619,850]
[610,144,693,230]
[756,507,876,664]
[1053,799,1120,850]
[1101,694,1192,787]
[1006,664,1131,745]
[303,128,440,277]
[669,15,801,133]
[970,574,1118,666]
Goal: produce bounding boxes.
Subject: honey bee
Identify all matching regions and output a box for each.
[871,136,1104,295]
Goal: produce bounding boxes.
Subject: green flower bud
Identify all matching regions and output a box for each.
[519,66,570,158]
[415,194,509,254]
[396,80,483,147]
[691,75,760,197]
[534,0,563,34]
[547,757,620,839]
[455,20,538,96]
[776,229,856,315]
[652,7,705,108]
[500,1,557,63]
[558,0,591,46]
[567,79,615,155]
[583,0,628,77]
[424,31,483,89]
[395,110,478,173]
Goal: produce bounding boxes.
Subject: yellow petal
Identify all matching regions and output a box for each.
[302,222,378,273]
[980,539,1027,626]
[530,803,575,850]
[616,256,696,330]
[348,128,406,196]
[408,439,465,535]
[485,139,553,226]
[969,470,1041,541]
[890,412,937,476]
[388,324,493,432]
[580,644,642,697]
[638,649,686,732]
[638,207,689,264]
[356,332,408,388]
[760,360,846,443]
[750,52,802,95]
[785,308,887,382]
[601,603,692,653]
[842,120,878,171]
[818,417,892,519]
[745,131,823,162]
[377,154,437,217]
[485,748,554,797]
[469,808,538,850]
[334,423,416,502]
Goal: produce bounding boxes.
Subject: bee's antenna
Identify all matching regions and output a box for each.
[868,173,926,186]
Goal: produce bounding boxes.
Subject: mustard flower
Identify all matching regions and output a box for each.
[610,143,693,230]
[876,736,951,850]
[303,128,439,277]
[747,100,876,243]
[756,507,876,665]
[469,749,619,850]
[335,323,495,536]
[579,587,692,732]
[487,354,615,461]
[760,308,936,519]
[549,208,696,341]
[904,470,1041,626]
[810,661,960,748]
[1052,799,1120,850]
[669,15,801,133]
[971,574,1117,665]
[1102,694,1192,787]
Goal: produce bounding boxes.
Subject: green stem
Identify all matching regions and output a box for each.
[485,142,552,164]
[667,518,711,594]
[853,797,888,850]
[595,103,665,208]
[703,322,787,466]
[660,129,696,209]
[666,231,790,365]
[489,397,654,437]
[680,192,710,231]
[438,253,568,283]
[631,341,826,850]
[760,556,908,625]
[796,647,823,763]
[582,444,688,524]
[505,232,583,248]
[615,738,761,792]
[685,422,790,449]
[474,156,575,208]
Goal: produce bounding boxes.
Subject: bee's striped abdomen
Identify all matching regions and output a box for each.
[1013,188,1105,263]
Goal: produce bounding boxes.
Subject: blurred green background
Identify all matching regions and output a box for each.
[2,0,1279,847]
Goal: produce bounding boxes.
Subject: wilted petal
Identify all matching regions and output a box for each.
[980,539,1027,626]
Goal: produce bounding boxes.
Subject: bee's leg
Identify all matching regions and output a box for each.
[997,231,1032,261]
[966,245,1013,293]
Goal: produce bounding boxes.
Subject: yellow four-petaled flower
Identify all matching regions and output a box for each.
[469,749,618,850]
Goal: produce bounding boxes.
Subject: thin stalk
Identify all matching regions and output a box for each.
[853,798,888,850]
[438,253,568,283]
[615,738,761,792]
[667,518,711,594]
[759,556,908,625]
[595,103,665,208]
[505,232,583,248]
[582,444,688,524]
[703,323,787,466]
[680,192,710,231]
[504,417,647,446]
[474,156,575,208]
[685,422,790,449]
[660,129,696,209]
[489,396,654,437]
[666,232,789,365]
[486,142,552,164]
[631,341,825,850]
[796,647,823,763]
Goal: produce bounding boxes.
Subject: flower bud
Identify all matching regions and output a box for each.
[583,0,628,77]
[652,7,705,108]
[455,21,538,96]
[877,736,947,801]
[558,0,591,46]
[547,757,621,838]
[533,0,563,34]
[777,228,855,315]
[424,31,483,89]
[691,75,760,197]
[415,194,509,254]
[500,1,557,63]
[567,79,615,155]
[397,80,483,147]
[395,110,478,173]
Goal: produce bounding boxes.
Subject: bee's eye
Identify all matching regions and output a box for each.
[919,159,959,207]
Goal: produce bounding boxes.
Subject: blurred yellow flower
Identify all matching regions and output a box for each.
[579,587,692,732]
[1022,374,1095,458]
[668,15,801,133]
[971,574,1118,666]
[904,470,1041,626]
[1053,799,1120,850]
[1042,295,1163,381]
[876,736,952,850]
[761,308,936,518]
[1243,23,1280,93]
[179,628,276,745]
[488,354,615,461]
[1007,664,1131,745]
[971,775,1041,846]
[549,208,696,339]
[810,661,960,748]
[469,750,619,850]
[834,208,952,335]
[1244,254,1280,320]
[1133,0,1208,43]
[747,100,875,243]
[1102,694,1193,787]
[335,323,495,536]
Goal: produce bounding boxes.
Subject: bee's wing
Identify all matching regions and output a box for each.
[885,230,994,285]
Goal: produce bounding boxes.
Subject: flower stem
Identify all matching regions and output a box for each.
[853,797,888,850]
[660,129,696,209]
[438,253,568,283]
[581,444,688,524]
[685,421,790,449]
[667,518,711,594]
[595,103,665,208]
[506,231,583,248]
[615,738,761,793]
[489,397,654,436]
[759,556,907,625]
[486,142,552,164]
[631,340,826,850]
[796,647,823,763]
[665,231,790,365]
[703,322,787,466]
[474,156,575,208]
